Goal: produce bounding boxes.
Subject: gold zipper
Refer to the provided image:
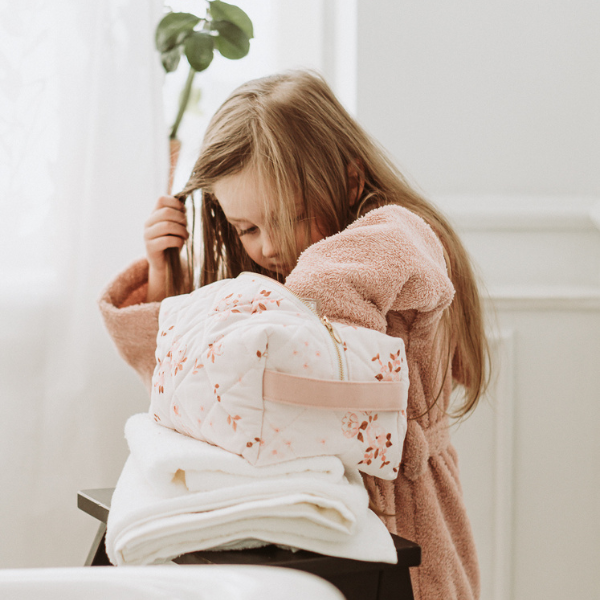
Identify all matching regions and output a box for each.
[241,272,346,380]
[320,315,344,380]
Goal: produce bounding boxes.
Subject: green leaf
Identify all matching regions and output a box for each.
[212,21,250,60]
[209,1,253,38]
[184,32,215,72]
[161,46,182,73]
[155,12,200,52]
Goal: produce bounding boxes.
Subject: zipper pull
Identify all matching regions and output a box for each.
[301,297,321,316]
[321,316,343,344]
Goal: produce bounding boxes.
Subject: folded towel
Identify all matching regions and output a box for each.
[125,413,346,495]
[105,414,397,566]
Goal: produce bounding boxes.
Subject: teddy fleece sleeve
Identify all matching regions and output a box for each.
[285,205,455,332]
[98,258,160,391]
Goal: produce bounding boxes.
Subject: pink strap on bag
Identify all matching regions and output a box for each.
[263,370,408,412]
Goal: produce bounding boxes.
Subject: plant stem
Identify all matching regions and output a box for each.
[170,66,196,140]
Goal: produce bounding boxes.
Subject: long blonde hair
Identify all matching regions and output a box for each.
[173,69,490,418]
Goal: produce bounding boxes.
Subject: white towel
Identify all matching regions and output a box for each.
[125,413,346,496]
[106,414,397,566]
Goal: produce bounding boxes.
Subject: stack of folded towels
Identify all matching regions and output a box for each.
[105,413,397,566]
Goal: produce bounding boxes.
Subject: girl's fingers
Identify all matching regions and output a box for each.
[146,235,186,254]
[144,196,189,272]
[144,206,187,229]
[144,220,189,242]
[154,195,185,211]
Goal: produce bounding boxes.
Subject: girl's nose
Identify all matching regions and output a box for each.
[262,232,279,259]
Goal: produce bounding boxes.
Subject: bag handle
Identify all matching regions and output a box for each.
[262,370,408,411]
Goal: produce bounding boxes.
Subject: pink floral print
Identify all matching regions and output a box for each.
[159,325,175,337]
[251,289,282,314]
[214,292,244,320]
[206,336,224,363]
[245,437,264,449]
[214,289,284,318]
[154,356,170,394]
[342,412,359,438]
[365,420,386,448]
[227,414,241,431]
[372,349,404,382]
[213,383,221,402]
[169,340,187,376]
[343,412,395,470]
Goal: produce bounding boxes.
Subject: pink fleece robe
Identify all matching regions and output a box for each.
[99,205,480,600]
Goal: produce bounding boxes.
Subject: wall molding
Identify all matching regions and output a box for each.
[484,286,600,311]
[450,329,516,600]
[490,329,516,600]
[433,195,600,233]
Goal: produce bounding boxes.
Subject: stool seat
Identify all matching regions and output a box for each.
[78,488,420,600]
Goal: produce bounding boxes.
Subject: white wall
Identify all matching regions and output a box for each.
[443,198,600,600]
[355,0,600,197]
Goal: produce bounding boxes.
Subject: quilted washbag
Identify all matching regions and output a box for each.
[150,272,409,479]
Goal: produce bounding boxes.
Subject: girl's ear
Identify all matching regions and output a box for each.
[347,159,365,206]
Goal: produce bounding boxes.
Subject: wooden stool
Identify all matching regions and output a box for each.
[78,488,420,600]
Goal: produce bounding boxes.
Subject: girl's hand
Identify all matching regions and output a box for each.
[144,195,188,302]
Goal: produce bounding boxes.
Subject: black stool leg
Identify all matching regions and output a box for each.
[85,523,112,566]
[377,564,415,600]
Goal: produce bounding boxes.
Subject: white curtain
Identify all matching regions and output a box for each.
[0,0,167,567]
[0,0,332,568]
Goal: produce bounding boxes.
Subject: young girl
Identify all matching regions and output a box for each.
[100,69,489,600]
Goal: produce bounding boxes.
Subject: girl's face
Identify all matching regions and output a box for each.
[213,168,325,277]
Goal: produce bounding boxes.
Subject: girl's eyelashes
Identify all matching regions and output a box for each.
[237,225,258,237]
[235,213,307,236]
